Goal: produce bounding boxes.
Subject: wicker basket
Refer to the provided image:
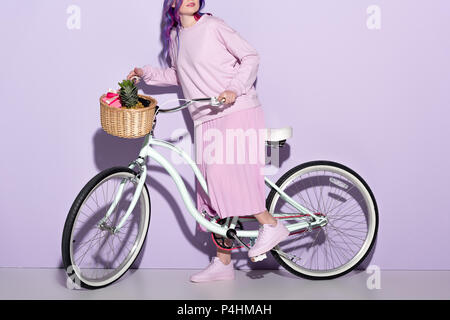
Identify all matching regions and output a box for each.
[99,93,158,139]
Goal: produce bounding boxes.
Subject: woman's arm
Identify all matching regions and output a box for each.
[214,19,260,97]
[141,63,179,87]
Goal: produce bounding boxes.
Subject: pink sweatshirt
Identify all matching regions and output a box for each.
[141,14,261,127]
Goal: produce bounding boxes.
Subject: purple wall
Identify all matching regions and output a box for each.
[1,0,449,270]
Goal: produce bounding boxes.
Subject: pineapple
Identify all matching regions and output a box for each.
[118,79,144,109]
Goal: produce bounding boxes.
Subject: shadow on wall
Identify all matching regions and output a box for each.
[88,80,293,269]
[85,81,290,269]
[83,80,295,271]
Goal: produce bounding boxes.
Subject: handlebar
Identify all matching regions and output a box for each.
[156,97,226,114]
[130,75,226,114]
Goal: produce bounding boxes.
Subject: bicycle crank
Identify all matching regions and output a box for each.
[226,229,268,262]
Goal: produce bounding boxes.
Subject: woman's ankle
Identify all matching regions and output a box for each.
[218,257,231,265]
[254,210,277,226]
[217,250,231,265]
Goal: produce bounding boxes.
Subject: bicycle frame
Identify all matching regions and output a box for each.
[97,107,328,239]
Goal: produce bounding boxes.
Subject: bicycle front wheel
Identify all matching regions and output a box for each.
[61,167,151,289]
[266,160,378,280]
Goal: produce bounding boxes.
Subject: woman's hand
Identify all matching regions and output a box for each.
[127,67,144,84]
[218,90,237,104]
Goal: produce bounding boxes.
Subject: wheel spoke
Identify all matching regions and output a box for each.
[65,170,150,287]
[266,163,377,278]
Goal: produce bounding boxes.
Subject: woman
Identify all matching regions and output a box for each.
[127,0,289,282]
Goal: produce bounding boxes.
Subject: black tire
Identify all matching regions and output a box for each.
[61,166,151,289]
[266,160,379,280]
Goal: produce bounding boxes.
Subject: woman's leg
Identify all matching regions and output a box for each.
[216,236,233,265]
[254,209,277,226]
[216,210,277,264]
[217,247,232,265]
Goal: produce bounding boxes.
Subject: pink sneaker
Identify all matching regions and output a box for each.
[248,221,290,260]
[190,257,235,283]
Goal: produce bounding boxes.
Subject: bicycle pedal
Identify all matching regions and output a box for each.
[250,253,267,262]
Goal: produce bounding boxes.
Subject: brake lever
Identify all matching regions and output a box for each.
[211,97,226,107]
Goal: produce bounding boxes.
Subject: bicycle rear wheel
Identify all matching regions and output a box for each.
[61,167,151,289]
[266,160,378,280]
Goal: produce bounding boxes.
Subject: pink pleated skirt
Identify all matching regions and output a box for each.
[194,106,267,232]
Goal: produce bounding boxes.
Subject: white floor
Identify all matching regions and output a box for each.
[0,268,449,300]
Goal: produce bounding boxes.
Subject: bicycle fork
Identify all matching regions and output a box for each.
[96,157,147,234]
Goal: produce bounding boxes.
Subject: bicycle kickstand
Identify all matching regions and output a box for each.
[226,229,268,262]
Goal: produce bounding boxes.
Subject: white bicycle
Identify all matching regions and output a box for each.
[62,96,379,289]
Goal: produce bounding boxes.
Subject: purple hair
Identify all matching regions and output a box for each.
[160,0,211,66]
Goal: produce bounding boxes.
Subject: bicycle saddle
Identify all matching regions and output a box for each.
[264,126,292,147]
